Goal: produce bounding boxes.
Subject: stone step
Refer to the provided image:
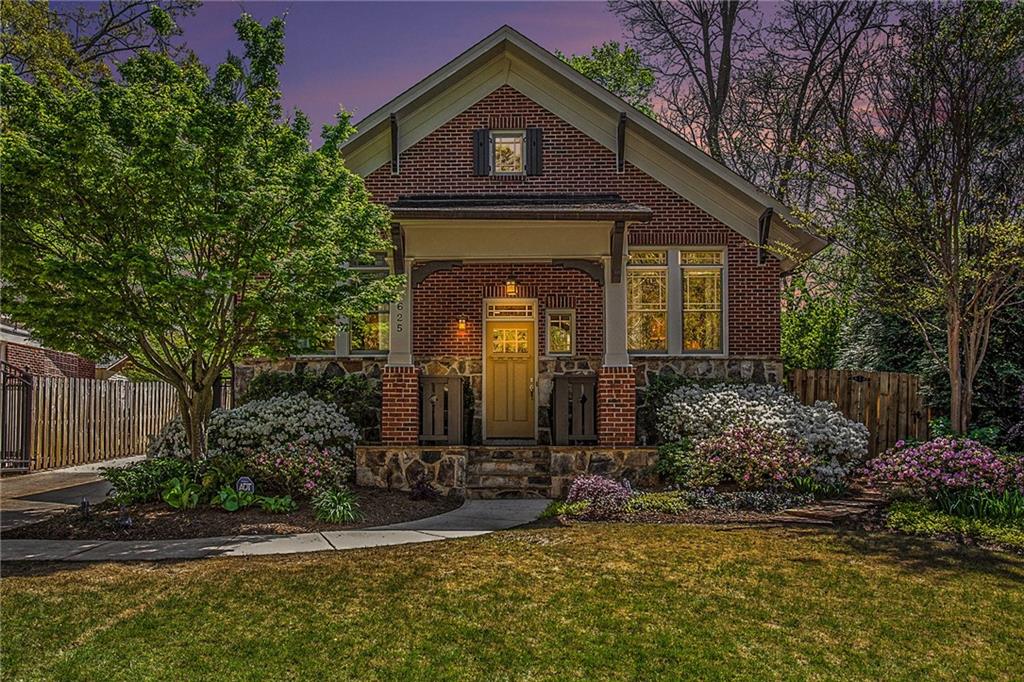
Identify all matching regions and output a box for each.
[468,460,549,476]
[466,473,551,489]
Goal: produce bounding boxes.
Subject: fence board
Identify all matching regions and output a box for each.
[787,369,930,457]
[27,378,178,471]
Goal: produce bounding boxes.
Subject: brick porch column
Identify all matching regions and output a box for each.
[381,365,419,445]
[597,366,636,446]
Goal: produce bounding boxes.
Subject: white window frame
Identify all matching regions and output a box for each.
[545,309,575,356]
[490,130,525,176]
[626,247,728,357]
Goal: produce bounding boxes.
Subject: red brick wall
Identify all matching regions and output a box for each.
[596,367,637,446]
[413,263,602,357]
[2,342,95,378]
[364,85,781,357]
[381,365,419,445]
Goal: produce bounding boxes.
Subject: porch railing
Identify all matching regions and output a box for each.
[552,375,597,445]
[419,375,465,445]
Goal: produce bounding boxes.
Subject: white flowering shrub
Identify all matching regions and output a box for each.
[147,393,359,460]
[656,383,869,477]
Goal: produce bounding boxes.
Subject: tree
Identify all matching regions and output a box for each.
[1,14,402,459]
[1,0,198,82]
[812,1,1024,433]
[557,40,657,116]
[780,276,850,370]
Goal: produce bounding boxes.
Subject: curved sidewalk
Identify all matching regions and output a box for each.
[0,499,549,563]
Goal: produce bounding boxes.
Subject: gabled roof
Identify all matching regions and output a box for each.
[340,25,826,271]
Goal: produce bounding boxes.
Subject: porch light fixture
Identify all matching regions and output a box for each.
[505,279,518,297]
[457,318,467,332]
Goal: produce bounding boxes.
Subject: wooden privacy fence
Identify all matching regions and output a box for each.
[787,369,930,456]
[29,377,178,471]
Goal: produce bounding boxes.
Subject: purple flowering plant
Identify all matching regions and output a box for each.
[863,437,1024,497]
[250,443,354,497]
[567,474,632,513]
[691,424,815,491]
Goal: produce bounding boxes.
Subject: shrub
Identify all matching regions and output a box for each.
[863,438,1023,498]
[256,495,298,514]
[679,487,812,513]
[691,424,814,491]
[566,475,632,513]
[886,500,1024,550]
[210,486,256,512]
[103,458,193,504]
[654,440,721,488]
[540,500,592,519]
[241,371,381,442]
[792,475,848,499]
[195,455,248,498]
[249,443,354,497]
[161,477,201,510]
[625,491,688,515]
[657,382,869,462]
[147,394,359,460]
[311,487,362,523]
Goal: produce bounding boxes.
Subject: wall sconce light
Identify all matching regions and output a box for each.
[505,279,518,297]
[457,318,467,332]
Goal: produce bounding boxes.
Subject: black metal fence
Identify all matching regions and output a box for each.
[1,361,33,472]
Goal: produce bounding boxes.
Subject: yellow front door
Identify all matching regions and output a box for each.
[485,320,536,439]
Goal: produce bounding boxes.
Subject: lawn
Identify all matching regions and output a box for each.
[2,524,1022,680]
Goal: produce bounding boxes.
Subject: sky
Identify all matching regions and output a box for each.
[174,1,627,134]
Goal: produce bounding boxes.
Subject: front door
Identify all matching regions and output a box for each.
[485,319,536,439]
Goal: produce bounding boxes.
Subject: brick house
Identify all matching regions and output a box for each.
[0,319,95,379]
[247,27,825,497]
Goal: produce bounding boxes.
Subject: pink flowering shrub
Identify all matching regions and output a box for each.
[567,474,632,513]
[691,424,815,490]
[249,443,354,497]
[863,438,1024,497]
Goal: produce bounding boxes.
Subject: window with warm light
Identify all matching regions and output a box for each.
[491,131,524,175]
[626,251,668,352]
[546,309,574,355]
[681,251,723,352]
[338,252,390,355]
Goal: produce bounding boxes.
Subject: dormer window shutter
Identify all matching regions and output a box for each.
[473,128,490,176]
[525,127,543,176]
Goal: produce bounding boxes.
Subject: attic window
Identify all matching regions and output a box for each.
[491,131,524,175]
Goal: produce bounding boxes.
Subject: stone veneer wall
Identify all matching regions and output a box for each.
[355,445,659,498]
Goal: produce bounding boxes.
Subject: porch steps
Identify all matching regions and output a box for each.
[465,450,552,499]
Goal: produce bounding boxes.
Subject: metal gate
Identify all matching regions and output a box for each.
[1,361,33,472]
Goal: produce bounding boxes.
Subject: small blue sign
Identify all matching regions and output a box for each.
[236,476,255,494]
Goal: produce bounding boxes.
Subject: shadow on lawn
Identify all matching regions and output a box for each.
[772,525,1024,582]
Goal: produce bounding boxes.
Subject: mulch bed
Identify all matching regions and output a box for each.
[3,488,461,541]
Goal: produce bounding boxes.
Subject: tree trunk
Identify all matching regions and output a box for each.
[176,383,215,461]
[946,313,968,434]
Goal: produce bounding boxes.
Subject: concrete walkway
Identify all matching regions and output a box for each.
[0,499,550,563]
[0,456,143,531]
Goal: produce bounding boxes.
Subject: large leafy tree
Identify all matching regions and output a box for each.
[558,41,656,117]
[1,0,198,82]
[812,1,1024,433]
[1,14,402,459]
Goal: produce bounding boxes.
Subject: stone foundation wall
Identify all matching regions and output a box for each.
[355,445,659,498]
[356,446,467,497]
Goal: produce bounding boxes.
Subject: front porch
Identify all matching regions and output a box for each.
[355,444,659,499]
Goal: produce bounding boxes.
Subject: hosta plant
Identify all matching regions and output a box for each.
[210,486,256,512]
[256,495,299,514]
[161,477,201,510]
[103,457,193,504]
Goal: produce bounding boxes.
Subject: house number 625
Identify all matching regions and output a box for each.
[394,301,405,333]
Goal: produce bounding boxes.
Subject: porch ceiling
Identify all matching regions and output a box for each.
[390,193,653,223]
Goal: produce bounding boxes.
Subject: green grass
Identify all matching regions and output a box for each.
[887,500,1024,549]
[3,525,1023,680]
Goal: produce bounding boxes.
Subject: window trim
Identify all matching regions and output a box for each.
[626,247,728,357]
[545,308,575,356]
[489,129,526,176]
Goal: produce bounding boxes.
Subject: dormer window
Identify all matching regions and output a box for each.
[491,131,525,175]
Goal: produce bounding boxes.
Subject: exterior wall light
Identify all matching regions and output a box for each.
[505,279,518,297]
[457,318,467,332]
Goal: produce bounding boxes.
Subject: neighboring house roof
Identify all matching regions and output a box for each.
[340,25,827,271]
[391,193,653,222]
